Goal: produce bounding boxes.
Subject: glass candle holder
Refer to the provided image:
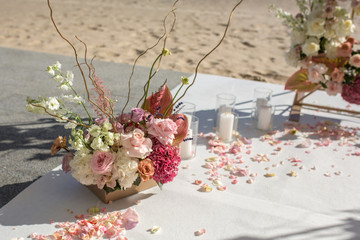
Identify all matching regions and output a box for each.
[179,102,196,124]
[180,116,199,160]
[256,104,274,131]
[216,112,239,143]
[252,87,273,121]
[215,93,236,142]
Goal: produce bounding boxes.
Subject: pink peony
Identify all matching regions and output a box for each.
[130,108,145,122]
[122,208,139,230]
[337,42,353,58]
[349,54,360,68]
[148,138,181,184]
[121,128,152,158]
[331,68,345,83]
[91,151,114,175]
[62,152,73,173]
[325,81,342,96]
[342,77,360,104]
[147,118,178,145]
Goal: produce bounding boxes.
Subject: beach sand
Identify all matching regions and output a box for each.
[1,0,360,84]
[0,0,301,84]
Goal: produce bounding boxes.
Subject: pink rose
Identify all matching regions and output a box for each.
[331,68,345,83]
[122,208,139,230]
[62,152,73,173]
[337,42,352,58]
[326,81,342,96]
[147,118,178,145]
[121,128,152,158]
[91,151,114,175]
[349,54,360,68]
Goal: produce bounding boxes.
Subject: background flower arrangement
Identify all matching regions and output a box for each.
[26,0,244,193]
[272,0,360,104]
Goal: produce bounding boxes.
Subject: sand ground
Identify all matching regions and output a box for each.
[0,0,306,84]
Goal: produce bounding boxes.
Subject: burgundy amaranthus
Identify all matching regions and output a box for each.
[148,138,181,184]
[341,77,360,105]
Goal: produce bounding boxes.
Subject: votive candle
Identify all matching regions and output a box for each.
[257,105,272,131]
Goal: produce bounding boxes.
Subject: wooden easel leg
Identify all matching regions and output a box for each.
[289,91,304,122]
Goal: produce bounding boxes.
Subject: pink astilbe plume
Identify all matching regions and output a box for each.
[91,72,112,117]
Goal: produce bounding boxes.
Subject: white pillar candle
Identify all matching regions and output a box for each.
[180,129,193,159]
[218,112,234,141]
[255,98,268,119]
[257,105,272,131]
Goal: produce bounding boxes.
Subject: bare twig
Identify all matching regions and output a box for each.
[168,0,245,112]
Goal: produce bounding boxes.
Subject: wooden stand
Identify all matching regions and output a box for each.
[289,90,360,122]
[87,180,158,203]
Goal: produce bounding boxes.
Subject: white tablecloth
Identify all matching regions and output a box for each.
[1,73,360,240]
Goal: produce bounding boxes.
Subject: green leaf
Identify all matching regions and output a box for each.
[157,181,163,190]
[285,68,318,92]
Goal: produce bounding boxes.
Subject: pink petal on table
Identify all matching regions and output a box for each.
[195,229,206,236]
[122,208,139,230]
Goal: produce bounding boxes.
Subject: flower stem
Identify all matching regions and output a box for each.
[163,83,184,117]
[142,53,162,108]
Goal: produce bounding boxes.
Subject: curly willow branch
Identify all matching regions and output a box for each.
[30,103,90,128]
[134,0,179,109]
[171,0,245,108]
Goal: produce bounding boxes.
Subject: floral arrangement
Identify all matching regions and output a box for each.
[272,0,360,104]
[26,0,244,193]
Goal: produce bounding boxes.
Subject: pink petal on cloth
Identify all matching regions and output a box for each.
[122,208,139,230]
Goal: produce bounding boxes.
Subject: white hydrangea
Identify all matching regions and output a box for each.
[302,37,320,57]
[47,97,60,111]
[70,153,96,185]
[112,149,139,189]
[306,18,325,37]
[290,29,306,46]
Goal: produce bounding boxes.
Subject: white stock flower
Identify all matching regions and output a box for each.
[73,138,85,151]
[54,61,62,70]
[302,37,320,57]
[64,122,77,129]
[73,96,84,104]
[59,83,71,91]
[65,71,74,82]
[90,136,108,151]
[104,131,115,146]
[112,149,139,189]
[53,74,64,83]
[290,29,306,46]
[47,97,60,111]
[334,7,350,18]
[307,18,325,37]
[47,66,56,76]
[89,125,102,137]
[102,122,112,132]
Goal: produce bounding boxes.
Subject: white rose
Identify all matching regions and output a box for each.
[335,19,355,38]
[307,18,325,37]
[302,38,320,57]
